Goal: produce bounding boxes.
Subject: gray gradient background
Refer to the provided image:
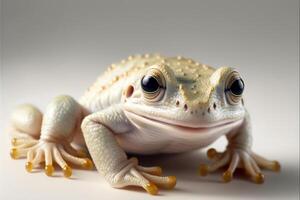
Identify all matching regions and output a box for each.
[0,0,299,199]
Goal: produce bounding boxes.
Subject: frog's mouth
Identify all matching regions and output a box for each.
[124,110,244,136]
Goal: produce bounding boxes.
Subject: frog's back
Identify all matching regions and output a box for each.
[79,54,215,112]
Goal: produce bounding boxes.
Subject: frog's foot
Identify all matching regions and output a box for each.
[11,140,93,178]
[10,136,38,159]
[110,157,176,195]
[199,148,280,184]
[11,137,37,147]
[9,126,42,158]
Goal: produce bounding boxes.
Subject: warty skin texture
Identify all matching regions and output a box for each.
[8,54,280,195]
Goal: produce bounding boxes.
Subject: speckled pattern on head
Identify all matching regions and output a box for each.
[80,54,216,111]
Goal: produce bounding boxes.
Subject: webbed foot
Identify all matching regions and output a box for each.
[199,148,280,183]
[110,157,176,195]
[10,140,94,178]
[10,137,38,159]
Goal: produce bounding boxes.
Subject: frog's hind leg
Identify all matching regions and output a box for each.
[9,104,42,159]
[21,95,94,177]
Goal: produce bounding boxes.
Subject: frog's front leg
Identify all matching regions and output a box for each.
[10,95,93,177]
[81,105,176,195]
[199,111,280,183]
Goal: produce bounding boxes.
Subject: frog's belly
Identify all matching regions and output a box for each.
[115,127,231,155]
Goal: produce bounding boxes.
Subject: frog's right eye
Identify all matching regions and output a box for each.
[141,68,166,102]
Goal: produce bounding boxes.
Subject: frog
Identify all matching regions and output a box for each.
[8,54,280,195]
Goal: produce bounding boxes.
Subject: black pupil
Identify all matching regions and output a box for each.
[141,76,160,93]
[230,79,244,95]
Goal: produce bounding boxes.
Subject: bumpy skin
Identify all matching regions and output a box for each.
[9,54,280,195]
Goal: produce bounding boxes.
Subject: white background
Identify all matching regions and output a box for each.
[1,0,299,199]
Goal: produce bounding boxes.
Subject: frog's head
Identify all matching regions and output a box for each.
[123,63,246,137]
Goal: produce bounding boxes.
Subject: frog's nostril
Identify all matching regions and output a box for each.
[184,104,188,111]
[213,103,217,110]
[207,107,211,113]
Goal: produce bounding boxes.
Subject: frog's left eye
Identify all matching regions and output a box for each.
[141,68,166,102]
[225,71,245,105]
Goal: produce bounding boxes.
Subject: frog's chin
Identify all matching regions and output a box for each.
[123,110,244,136]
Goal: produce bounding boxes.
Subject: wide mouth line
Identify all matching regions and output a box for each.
[124,110,241,130]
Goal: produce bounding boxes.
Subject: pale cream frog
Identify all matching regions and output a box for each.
[9,54,280,195]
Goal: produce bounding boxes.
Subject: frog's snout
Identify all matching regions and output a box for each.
[174,99,219,118]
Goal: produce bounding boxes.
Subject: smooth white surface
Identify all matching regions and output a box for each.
[1,0,299,199]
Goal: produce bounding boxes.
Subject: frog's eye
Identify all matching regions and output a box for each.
[141,68,166,102]
[225,71,245,105]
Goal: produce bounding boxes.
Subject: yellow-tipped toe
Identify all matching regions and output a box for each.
[207,148,217,159]
[82,158,93,169]
[199,164,208,176]
[63,165,72,178]
[77,150,88,157]
[272,161,281,172]
[25,162,33,172]
[145,182,158,195]
[11,138,17,146]
[10,148,18,159]
[253,173,264,184]
[151,167,162,176]
[222,171,232,183]
[45,165,54,176]
[165,176,177,189]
